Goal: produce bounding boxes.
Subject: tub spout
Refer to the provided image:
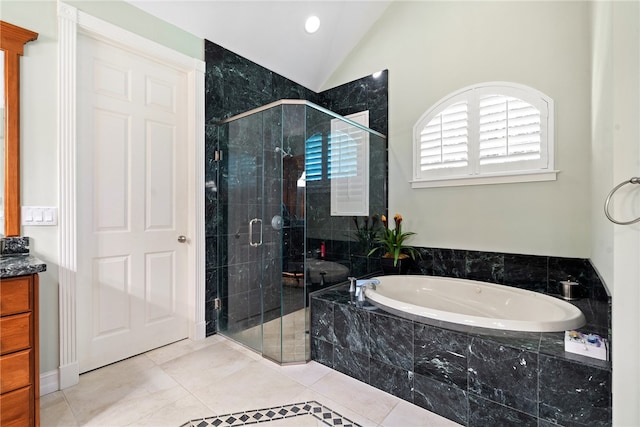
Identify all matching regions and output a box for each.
[348,277,357,293]
[355,278,380,304]
[356,278,379,290]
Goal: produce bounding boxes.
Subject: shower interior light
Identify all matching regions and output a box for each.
[372,71,383,79]
[305,16,321,34]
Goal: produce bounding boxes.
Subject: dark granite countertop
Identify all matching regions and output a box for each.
[0,254,47,278]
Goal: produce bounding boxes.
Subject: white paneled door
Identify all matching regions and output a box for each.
[77,33,189,373]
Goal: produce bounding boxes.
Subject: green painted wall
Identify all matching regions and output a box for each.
[323,1,591,258]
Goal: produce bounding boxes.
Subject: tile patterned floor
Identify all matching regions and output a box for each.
[41,335,461,426]
[180,401,359,427]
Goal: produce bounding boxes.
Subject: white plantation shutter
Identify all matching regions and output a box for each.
[305,134,323,181]
[419,101,468,171]
[413,82,555,187]
[329,131,359,179]
[330,111,369,216]
[477,92,547,174]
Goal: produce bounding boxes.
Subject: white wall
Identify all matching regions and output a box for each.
[3,0,61,378]
[591,2,640,425]
[2,0,202,377]
[590,1,615,289]
[323,1,592,258]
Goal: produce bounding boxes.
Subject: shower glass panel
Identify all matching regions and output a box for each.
[216,111,270,354]
[216,100,386,364]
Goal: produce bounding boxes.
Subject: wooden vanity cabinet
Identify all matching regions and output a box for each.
[0,274,39,426]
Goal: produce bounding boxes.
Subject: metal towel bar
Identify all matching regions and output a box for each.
[604,177,640,225]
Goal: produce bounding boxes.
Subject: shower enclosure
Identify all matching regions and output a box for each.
[214,100,386,363]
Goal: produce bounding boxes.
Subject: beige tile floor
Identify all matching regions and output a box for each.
[41,334,461,427]
[233,308,310,363]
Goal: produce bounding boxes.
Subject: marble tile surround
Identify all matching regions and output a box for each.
[310,251,612,427]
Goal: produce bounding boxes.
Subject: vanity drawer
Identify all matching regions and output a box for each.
[0,350,31,393]
[0,313,31,355]
[0,386,32,427]
[0,277,32,316]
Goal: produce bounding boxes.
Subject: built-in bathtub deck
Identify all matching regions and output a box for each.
[310,283,611,427]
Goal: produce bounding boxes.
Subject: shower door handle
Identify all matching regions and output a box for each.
[249,218,263,247]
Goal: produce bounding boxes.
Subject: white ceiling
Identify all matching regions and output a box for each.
[124,0,392,91]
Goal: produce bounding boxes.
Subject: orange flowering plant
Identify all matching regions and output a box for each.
[368,214,419,266]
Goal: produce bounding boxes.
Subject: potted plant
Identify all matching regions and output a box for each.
[368,213,418,274]
[351,215,380,255]
[349,215,381,276]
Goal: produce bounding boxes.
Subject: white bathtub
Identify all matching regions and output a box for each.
[363,275,586,332]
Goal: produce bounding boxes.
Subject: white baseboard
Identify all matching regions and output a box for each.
[191,320,207,341]
[40,370,60,396]
[58,361,80,390]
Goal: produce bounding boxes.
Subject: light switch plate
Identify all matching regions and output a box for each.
[22,206,58,226]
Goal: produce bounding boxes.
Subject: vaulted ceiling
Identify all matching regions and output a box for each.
[124,1,392,91]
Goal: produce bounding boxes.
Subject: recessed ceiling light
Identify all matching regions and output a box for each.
[305,16,321,34]
[372,71,383,79]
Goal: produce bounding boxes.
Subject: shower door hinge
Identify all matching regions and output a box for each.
[214,297,221,310]
[214,150,222,162]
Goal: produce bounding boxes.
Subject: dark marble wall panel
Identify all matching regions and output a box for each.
[310,297,334,343]
[503,253,549,293]
[319,71,389,136]
[369,313,414,371]
[549,257,606,300]
[311,337,333,367]
[468,394,538,427]
[205,41,317,124]
[413,373,468,425]
[334,304,370,355]
[468,338,539,416]
[334,346,369,384]
[414,324,469,389]
[413,247,435,276]
[205,267,217,335]
[465,251,504,283]
[539,355,612,426]
[369,358,413,401]
[431,248,467,278]
[204,122,221,335]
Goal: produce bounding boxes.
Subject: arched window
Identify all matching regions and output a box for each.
[412,82,556,188]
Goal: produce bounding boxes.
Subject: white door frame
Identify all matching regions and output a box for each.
[57,2,205,389]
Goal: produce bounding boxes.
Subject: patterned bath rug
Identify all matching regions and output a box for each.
[180,400,361,427]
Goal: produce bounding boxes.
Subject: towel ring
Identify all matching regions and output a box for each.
[604,177,640,225]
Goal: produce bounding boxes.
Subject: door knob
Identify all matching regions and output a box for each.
[177,235,187,243]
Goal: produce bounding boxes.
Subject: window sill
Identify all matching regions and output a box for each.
[410,170,559,189]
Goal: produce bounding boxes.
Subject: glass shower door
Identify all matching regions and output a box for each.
[216,102,323,364]
[216,111,268,352]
